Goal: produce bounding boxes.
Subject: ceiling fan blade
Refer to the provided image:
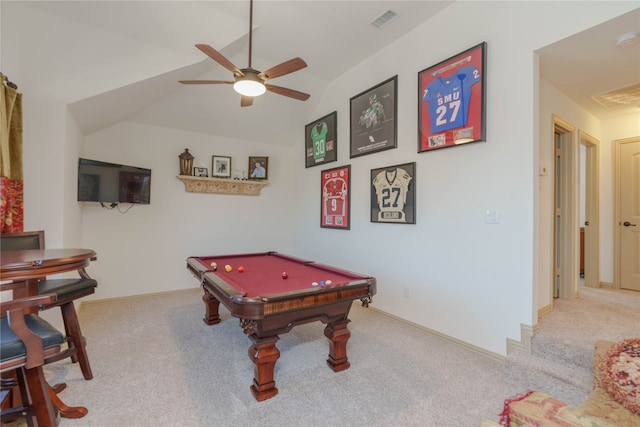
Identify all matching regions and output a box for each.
[195,44,244,77]
[241,96,254,107]
[179,80,233,85]
[265,84,310,101]
[260,57,307,80]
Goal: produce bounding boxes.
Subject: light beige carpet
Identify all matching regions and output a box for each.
[6,285,639,426]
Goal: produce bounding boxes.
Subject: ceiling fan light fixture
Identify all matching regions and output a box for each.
[233,72,266,97]
[616,32,639,47]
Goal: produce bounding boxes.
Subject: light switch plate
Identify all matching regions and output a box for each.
[485,210,500,224]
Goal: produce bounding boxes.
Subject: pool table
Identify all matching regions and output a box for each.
[186,251,376,401]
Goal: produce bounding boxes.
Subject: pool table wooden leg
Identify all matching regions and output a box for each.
[324,319,351,372]
[248,334,280,401]
[201,288,221,325]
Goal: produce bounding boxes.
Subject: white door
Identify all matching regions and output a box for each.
[618,138,640,291]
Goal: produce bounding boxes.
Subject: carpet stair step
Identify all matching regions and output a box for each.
[502,349,592,407]
[531,334,594,374]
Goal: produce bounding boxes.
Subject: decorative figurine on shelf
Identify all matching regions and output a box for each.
[179,148,194,176]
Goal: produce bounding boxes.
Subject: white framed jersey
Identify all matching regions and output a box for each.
[370,162,415,224]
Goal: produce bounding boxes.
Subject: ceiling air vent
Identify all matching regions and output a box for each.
[591,82,640,107]
[371,9,398,29]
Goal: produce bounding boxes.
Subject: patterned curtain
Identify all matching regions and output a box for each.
[0,72,24,232]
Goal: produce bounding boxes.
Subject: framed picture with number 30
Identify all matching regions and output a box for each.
[305,111,337,168]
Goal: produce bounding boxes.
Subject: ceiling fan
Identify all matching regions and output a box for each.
[179,0,310,107]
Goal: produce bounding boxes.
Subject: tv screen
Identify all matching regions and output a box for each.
[78,158,151,204]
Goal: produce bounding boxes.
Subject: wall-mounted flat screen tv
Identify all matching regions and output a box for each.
[78,158,151,204]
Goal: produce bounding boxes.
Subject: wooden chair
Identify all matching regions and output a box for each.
[0,294,74,426]
[0,230,97,380]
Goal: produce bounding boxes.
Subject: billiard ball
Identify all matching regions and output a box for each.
[325,280,332,285]
[311,282,319,287]
[238,266,245,273]
[281,272,288,279]
[225,264,232,272]
[210,262,217,271]
[320,281,326,286]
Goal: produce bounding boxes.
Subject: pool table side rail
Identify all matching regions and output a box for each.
[188,252,312,270]
[201,271,375,319]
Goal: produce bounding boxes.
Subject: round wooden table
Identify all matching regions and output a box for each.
[1,248,96,421]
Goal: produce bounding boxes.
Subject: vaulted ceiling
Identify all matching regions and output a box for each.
[11,2,640,146]
[36,1,455,146]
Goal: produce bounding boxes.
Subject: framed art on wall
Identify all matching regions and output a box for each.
[350,75,397,158]
[211,156,232,178]
[320,165,350,230]
[193,167,208,177]
[305,111,337,168]
[248,156,268,180]
[370,162,415,224]
[418,42,486,152]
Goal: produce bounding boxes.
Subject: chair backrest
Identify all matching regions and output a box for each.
[0,230,45,252]
[0,294,59,370]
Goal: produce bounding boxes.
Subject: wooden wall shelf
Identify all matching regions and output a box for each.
[177,175,268,196]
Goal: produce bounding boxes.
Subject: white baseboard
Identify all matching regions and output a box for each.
[367,305,505,361]
[506,323,538,354]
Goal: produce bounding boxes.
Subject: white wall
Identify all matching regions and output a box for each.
[3,1,637,357]
[289,1,638,355]
[81,122,297,299]
[538,79,640,309]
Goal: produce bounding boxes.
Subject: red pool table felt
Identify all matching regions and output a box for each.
[190,252,365,298]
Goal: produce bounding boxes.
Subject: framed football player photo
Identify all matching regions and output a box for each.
[305,111,337,168]
[370,162,415,224]
[418,42,486,152]
[320,165,350,230]
[350,75,398,158]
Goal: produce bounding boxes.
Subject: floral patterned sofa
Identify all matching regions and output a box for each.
[482,339,640,427]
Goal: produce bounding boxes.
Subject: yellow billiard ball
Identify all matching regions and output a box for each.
[225,264,232,272]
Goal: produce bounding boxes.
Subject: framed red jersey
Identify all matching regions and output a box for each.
[320,165,350,230]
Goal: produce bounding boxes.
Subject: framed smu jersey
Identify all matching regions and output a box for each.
[418,42,486,152]
[320,165,350,229]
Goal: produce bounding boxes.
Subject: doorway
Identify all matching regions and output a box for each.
[614,137,640,291]
[579,131,600,290]
[552,117,600,300]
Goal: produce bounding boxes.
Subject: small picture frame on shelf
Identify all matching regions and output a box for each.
[212,155,232,178]
[248,156,268,180]
[193,167,208,177]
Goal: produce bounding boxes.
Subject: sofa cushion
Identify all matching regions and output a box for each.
[580,387,638,427]
[508,391,618,427]
[598,338,640,416]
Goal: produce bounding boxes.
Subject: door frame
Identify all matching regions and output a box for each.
[578,130,600,289]
[614,136,640,289]
[552,115,579,300]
